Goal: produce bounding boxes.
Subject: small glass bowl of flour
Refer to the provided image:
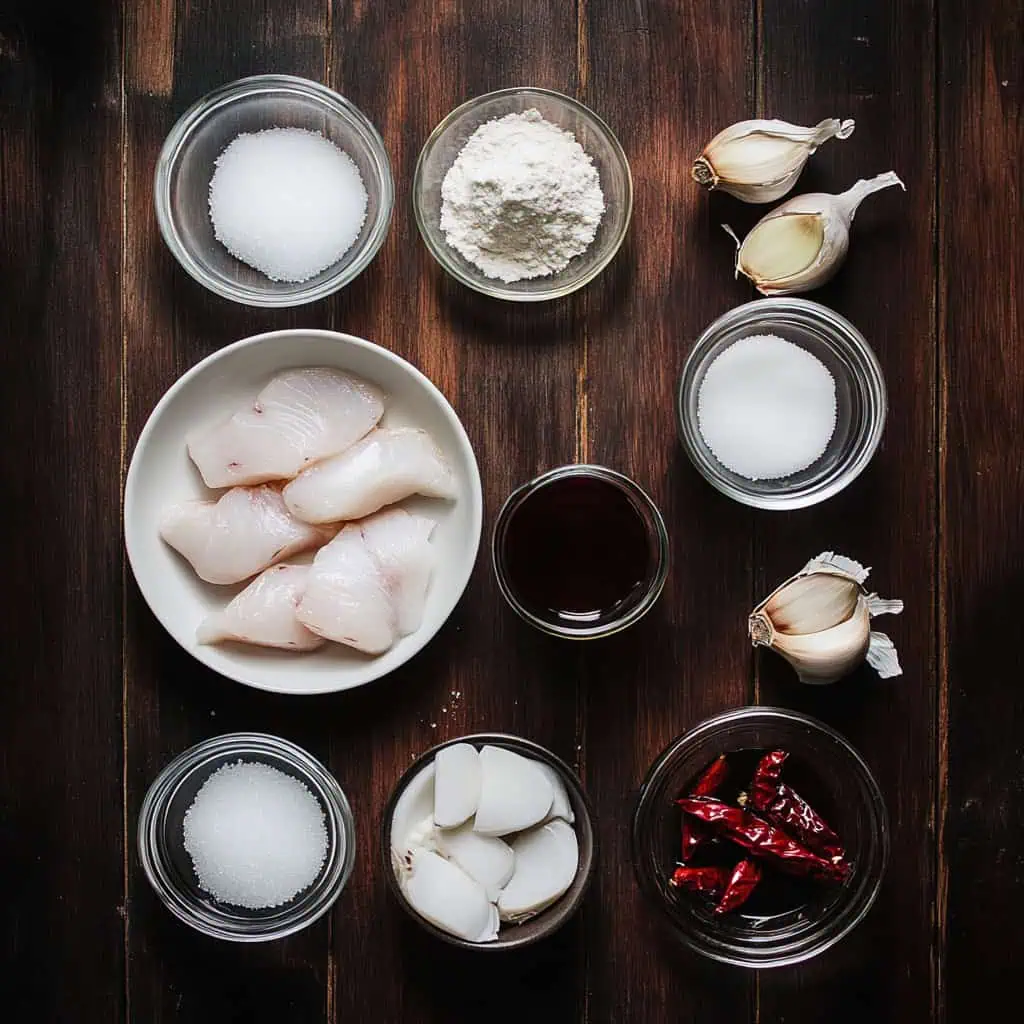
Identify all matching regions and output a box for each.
[138,732,355,941]
[677,298,888,510]
[414,88,633,301]
[156,75,394,307]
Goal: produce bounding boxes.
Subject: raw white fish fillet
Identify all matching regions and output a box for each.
[197,564,325,650]
[283,427,457,524]
[297,509,438,653]
[187,368,384,488]
[160,484,336,585]
[360,508,438,635]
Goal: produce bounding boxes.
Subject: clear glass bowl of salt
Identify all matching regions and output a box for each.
[677,298,887,510]
[138,732,355,941]
[155,75,393,307]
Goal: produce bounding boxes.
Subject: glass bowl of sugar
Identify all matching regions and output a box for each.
[413,87,633,301]
[677,298,887,510]
[155,75,393,307]
[137,732,355,941]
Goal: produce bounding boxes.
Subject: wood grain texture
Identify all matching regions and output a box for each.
[755,2,938,1021]
[0,1,125,1020]
[322,2,586,1020]
[939,0,1023,1019]
[578,2,757,1021]
[121,0,332,1021]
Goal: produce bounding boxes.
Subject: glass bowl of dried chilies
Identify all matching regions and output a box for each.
[631,706,888,967]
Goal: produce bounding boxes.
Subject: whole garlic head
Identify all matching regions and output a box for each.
[750,551,904,684]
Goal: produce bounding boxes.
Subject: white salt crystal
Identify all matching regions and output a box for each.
[697,334,837,481]
[208,128,368,283]
[182,760,328,909]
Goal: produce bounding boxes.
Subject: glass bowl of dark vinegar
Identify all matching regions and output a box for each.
[632,707,888,968]
[492,465,669,639]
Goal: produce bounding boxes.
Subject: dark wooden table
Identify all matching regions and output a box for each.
[2,1,1020,1020]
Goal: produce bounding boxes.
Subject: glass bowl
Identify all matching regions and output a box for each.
[677,298,887,509]
[632,707,888,968]
[413,88,632,301]
[381,733,596,950]
[138,732,356,942]
[492,464,669,639]
[155,74,394,307]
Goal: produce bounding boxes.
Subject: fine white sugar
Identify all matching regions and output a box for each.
[697,334,837,480]
[208,128,368,283]
[183,760,328,909]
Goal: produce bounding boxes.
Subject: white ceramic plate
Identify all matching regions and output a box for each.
[124,329,483,695]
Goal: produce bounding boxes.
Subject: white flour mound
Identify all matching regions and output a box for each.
[439,109,605,283]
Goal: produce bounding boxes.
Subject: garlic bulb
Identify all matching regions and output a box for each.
[693,118,855,203]
[750,551,903,685]
[723,171,905,295]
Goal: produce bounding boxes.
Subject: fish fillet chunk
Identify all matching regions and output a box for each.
[197,564,325,650]
[186,368,384,488]
[160,484,336,585]
[283,427,457,524]
[297,508,438,653]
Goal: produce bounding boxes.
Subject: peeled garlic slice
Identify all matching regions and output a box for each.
[389,763,436,869]
[401,848,499,943]
[473,746,554,836]
[437,822,515,900]
[498,820,579,923]
[434,743,481,829]
[537,763,575,824]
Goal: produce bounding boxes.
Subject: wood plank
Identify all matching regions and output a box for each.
[578,2,757,1020]
[755,1,937,1021]
[0,1,125,1020]
[322,3,587,1021]
[938,1,1023,1019]
[121,1,332,1021]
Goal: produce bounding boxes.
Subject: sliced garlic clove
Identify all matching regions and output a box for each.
[390,763,436,868]
[433,742,482,829]
[498,820,579,923]
[401,848,498,943]
[768,599,871,684]
[756,571,861,637]
[692,118,855,203]
[537,763,575,824]
[437,822,515,901]
[473,746,554,837]
[727,171,905,296]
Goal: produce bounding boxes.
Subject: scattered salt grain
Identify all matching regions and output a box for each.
[182,760,327,909]
[208,128,368,283]
[697,334,837,480]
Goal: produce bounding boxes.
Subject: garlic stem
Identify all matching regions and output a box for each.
[833,171,906,224]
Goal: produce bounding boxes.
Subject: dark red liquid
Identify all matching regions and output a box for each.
[499,473,653,628]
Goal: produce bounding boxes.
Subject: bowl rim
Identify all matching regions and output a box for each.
[137,731,356,942]
[154,73,395,308]
[631,705,890,968]
[380,732,597,950]
[677,297,888,510]
[412,86,633,302]
[123,328,484,695]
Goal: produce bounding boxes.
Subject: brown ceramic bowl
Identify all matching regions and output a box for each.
[381,733,595,950]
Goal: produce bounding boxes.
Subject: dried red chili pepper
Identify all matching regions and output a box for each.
[747,750,845,861]
[669,864,731,897]
[714,858,762,915]
[677,754,729,862]
[676,797,850,881]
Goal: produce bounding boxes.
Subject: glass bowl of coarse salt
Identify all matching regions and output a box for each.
[413,88,632,301]
[677,298,887,510]
[155,75,393,307]
[138,732,355,941]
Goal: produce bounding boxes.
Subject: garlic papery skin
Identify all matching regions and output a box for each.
[725,171,905,295]
[692,118,855,203]
[750,551,904,685]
